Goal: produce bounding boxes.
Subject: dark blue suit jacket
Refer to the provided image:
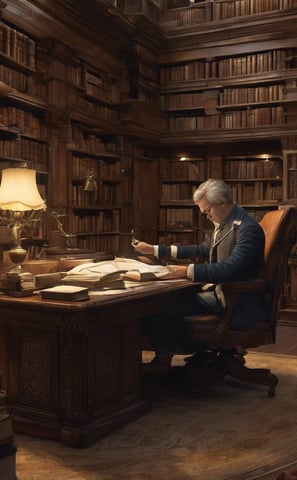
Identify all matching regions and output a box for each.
[157,204,266,329]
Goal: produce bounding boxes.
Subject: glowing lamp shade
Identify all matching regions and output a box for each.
[0,167,46,272]
[0,168,45,211]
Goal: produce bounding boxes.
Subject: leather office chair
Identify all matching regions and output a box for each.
[181,206,296,397]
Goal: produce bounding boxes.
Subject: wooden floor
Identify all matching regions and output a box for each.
[9,317,297,480]
[253,322,297,356]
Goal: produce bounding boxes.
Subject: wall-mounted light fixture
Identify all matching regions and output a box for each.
[83,169,97,201]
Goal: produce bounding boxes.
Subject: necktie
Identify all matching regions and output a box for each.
[213,223,220,245]
[209,223,220,264]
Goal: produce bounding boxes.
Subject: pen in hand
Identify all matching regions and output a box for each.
[131,229,139,247]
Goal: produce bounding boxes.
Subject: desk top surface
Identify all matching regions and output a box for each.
[0,279,197,311]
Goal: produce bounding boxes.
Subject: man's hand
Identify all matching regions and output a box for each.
[163,265,188,279]
[132,241,154,255]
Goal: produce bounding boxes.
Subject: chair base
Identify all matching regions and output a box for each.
[185,349,278,397]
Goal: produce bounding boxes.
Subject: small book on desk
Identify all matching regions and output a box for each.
[40,285,89,301]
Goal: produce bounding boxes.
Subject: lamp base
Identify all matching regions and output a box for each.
[8,246,27,272]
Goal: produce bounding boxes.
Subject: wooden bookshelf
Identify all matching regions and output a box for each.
[0,17,48,246]
[283,150,297,200]
[63,123,122,253]
[159,158,210,245]
[222,154,283,215]
[160,0,297,26]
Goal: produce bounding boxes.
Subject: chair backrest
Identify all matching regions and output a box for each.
[259,207,296,330]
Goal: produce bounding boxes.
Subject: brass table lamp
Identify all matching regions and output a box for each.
[0,166,46,271]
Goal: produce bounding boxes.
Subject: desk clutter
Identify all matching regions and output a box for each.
[0,257,171,300]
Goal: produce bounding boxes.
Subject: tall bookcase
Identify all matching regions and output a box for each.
[0,17,48,247]
[34,34,125,254]
[66,123,121,253]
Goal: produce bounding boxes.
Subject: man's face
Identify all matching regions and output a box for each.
[197,196,228,224]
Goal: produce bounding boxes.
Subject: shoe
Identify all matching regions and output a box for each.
[184,351,218,366]
[141,355,172,375]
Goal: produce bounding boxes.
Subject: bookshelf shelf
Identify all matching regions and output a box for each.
[158,158,206,244]
[161,0,297,25]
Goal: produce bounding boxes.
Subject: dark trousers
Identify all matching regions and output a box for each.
[141,289,224,358]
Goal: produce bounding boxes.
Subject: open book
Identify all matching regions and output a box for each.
[60,257,170,288]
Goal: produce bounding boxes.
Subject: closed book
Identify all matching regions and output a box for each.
[35,272,64,289]
[0,272,35,292]
[59,271,124,288]
[40,285,89,301]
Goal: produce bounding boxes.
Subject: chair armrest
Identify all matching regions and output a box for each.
[222,278,266,295]
[218,278,266,328]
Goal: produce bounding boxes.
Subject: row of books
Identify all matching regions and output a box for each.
[76,233,120,252]
[213,0,297,20]
[71,184,120,209]
[0,21,35,68]
[160,2,210,25]
[167,105,286,130]
[221,106,285,128]
[168,114,218,130]
[85,82,112,102]
[229,181,283,203]
[0,65,28,93]
[217,49,290,77]
[159,207,195,230]
[161,0,296,26]
[161,160,206,180]
[159,48,296,83]
[85,67,113,99]
[160,83,285,112]
[70,155,121,178]
[0,106,47,138]
[288,172,297,198]
[72,95,120,121]
[161,183,197,200]
[70,126,120,154]
[222,159,283,179]
[71,209,120,232]
[159,92,205,110]
[219,84,284,106]
[0,138,48,165]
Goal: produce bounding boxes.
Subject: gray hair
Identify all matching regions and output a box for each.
[193,179,233,204]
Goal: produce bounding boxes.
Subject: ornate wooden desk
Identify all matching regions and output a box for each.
[0,280,196,447]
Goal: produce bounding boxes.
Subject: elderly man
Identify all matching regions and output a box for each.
[133,178,266,372]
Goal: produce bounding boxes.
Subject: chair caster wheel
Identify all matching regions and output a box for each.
[267,374,278,397]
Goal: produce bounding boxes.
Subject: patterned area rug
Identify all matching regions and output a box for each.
[15,352,297,480]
